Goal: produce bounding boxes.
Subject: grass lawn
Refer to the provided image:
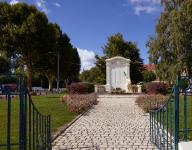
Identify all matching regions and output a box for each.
[0,94,77,147]
[154,95,192,140]
[176,95,192,140]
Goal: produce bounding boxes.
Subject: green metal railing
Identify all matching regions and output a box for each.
[0,74,52,150]
[150,76,192,150]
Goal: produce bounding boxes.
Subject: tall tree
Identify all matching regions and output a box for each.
[34,32,81,90]
[147,0,192,82]
[57,34,81,85]
[0,3,56,90]
[69,48,81,82]
[33,23,62,91]
[103,33,144,84]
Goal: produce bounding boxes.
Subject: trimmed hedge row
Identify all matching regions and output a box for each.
[67,82,94,94]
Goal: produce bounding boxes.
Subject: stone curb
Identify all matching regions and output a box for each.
[52,111,86,142]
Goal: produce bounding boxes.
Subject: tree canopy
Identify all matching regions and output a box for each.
[0,2,81,90]
[147,0,192,82]
[143,71,156,83]
[0,56,10,73]
[79,56,105,84]
[103,33,144,84]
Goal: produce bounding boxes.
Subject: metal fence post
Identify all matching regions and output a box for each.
[7,94,11,150]
[174,83,179,150]
[19,87,27,150]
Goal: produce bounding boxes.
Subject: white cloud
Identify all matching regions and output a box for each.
[54,2,61,7]
[134,5,157,15]
[77,48,96,71]
[130,0,160,4]
[36,0,50,14]
[9,0,50,14]
[10,0,20,5]
[124,0,161,15]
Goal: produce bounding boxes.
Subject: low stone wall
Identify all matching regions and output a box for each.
[128,84,142,93]
[95,84,142,94]
[95,85,106,94]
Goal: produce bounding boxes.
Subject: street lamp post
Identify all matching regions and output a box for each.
[57,50,60,92]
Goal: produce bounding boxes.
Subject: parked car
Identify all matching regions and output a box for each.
[0,84,17,94]
[186,88,192,95]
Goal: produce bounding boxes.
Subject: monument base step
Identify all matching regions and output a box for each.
[179,141,192,150]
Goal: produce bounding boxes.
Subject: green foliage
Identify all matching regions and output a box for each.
[103,33,144,84]
[111,88,125,94]
[141,84,147,93]
[0,56,10,73]
[0,75,17,84]
[69,48,81,82]
[80,56,106,85]
[147,0,192,82]
[94,56,106,84]
[0,2,81,90]
[33,29,81,90]
[143,71,156,83]
[0,3,53,90]
[80,68,96,83]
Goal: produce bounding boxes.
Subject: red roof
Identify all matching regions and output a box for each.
[144,64,156,72]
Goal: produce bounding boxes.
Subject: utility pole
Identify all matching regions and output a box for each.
[57,50,60,92]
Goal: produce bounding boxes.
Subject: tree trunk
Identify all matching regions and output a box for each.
[27,62,32,91]
[48,78,53,91]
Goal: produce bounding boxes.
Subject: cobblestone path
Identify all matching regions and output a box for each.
[52,95,156,150]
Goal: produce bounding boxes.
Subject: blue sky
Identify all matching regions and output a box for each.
[5,0,162,70]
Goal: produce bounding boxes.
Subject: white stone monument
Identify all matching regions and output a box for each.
[106,56,131,93]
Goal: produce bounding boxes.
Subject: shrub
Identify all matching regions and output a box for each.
[141,84,147,93]
[60,93,97,113]
[136,94,167,113]
[145,82,168,95]
[63,88,69,94]
[111,88,125,94]
[67,82,94,94]
[143,71,156,82]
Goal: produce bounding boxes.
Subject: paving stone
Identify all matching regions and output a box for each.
[52,95,157,149]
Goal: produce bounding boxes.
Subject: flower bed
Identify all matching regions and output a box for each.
[61,93,97,113]
[136,94,167,113]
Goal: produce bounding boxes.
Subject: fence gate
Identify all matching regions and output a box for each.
[0,74,51,150]
[150,76,192,150]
